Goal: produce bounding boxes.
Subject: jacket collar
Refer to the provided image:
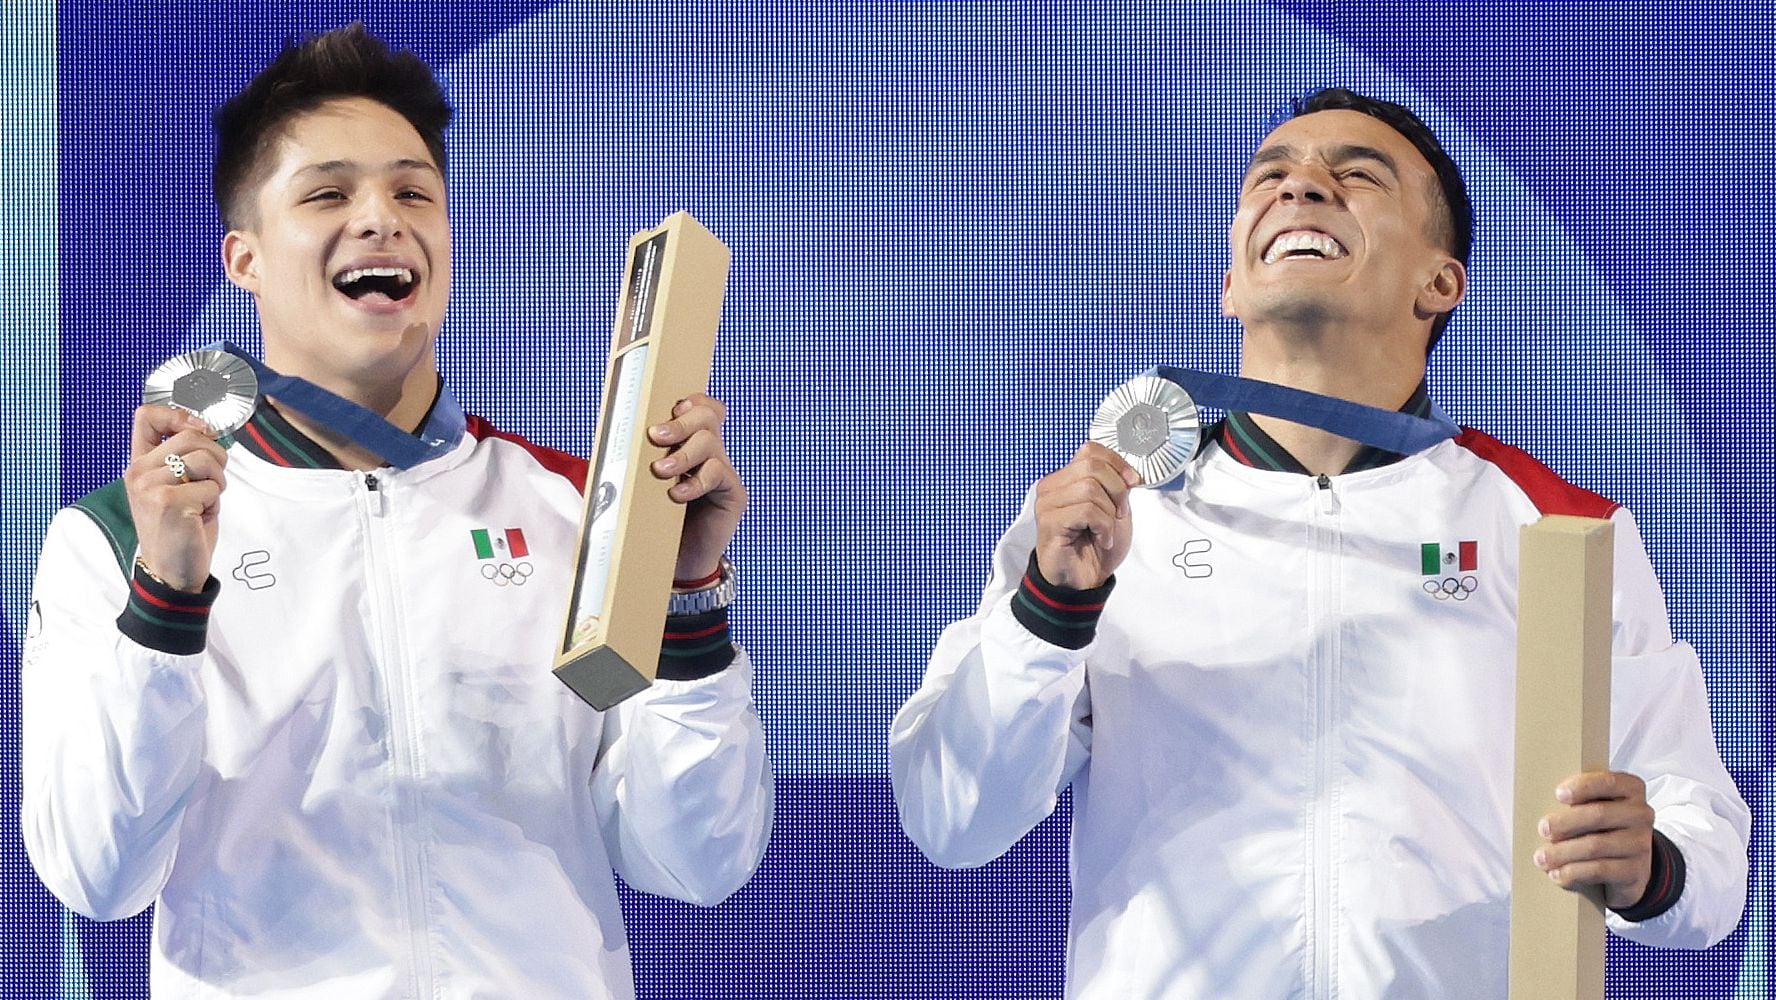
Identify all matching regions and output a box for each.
[1210,382,1433,475]
[227,375,453,471]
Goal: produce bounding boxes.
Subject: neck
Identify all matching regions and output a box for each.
[1237,320,1426,476]
[266,364,439,472]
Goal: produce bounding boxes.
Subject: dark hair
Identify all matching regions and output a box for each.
[213,24,451,229]
[1289,88,1472,349]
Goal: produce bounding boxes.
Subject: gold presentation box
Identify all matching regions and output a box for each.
[555,212,731,710]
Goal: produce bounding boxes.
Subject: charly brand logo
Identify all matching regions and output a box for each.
[1421,540,1479,601]
[231,551,277,591]
[1172,539,1213,579]
[472,527,534,587]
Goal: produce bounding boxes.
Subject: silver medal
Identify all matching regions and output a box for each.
[1090,374,1200,487]
[143,349,259,435]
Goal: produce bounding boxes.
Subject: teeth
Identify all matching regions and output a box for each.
[1262,231,1346,264]
[336,266,415,286]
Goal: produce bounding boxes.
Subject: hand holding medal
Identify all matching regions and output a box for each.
[1029,375,1200,592]
[126,350,257,593]
[1031,442,1142,592]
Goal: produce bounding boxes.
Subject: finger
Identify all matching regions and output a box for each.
[669,455,737,504]
[132,406,213,458]
[1074,441,1142,488]
[148,430,229,467]
[1045,457,1134,503]
[124,435,226,496]
[155,479,224,519]
[1542,856,1642,892]
[674,393,726,421]
[170,449,229,491]
[1041,460,1135,519]
[1535,829,1649,870]
[649,395,726,446]
[652,428,722,480]
[1556,770,1645,805]
[1046,501,1120,550]
[1042,478,1121,527]
[1540,799,1655,842]
[138,442,228,491]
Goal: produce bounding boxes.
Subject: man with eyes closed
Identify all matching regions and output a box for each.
[891,88,1747,998]
[23,24,771,998]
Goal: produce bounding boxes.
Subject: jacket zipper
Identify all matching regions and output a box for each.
[359,472,435,995]
[1308,473,1340,998]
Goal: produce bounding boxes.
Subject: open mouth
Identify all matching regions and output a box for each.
[1262,231,1348,265]
[332,266,419,302]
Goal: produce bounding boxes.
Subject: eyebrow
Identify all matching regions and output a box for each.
[1244,143,1400,182]
[293,158,441,179]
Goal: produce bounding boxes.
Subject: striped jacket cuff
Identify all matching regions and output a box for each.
[658,608,735,680]
[1611,829,1687,923]
[1010,553,1115,650]
[117,564,220,656]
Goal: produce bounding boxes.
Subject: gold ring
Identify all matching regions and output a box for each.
[164,452,191,484]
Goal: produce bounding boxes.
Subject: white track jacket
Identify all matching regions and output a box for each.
[23,418,773,998]
[891,428,1748,999]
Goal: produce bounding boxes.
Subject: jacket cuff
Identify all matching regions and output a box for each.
[116,563,219,656]
[1610,829,1686,923]
[1009,552,1115,650]
[658,608,735,681]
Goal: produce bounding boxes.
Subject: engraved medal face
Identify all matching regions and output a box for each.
[143,349,259,435]
[1090,375,1200,487]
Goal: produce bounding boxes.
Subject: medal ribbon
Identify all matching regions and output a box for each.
[1149,366,1459,456]
[217,342,465,469]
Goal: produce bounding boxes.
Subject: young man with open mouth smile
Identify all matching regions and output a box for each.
[24,26,771,998]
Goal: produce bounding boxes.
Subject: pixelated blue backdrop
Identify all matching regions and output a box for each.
[4,0,1771,996]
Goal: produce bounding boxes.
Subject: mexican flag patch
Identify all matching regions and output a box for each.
[471,527,529,560]
[1421,540,1477,575]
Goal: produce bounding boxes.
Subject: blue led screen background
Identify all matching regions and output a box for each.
[4,1,1772,995]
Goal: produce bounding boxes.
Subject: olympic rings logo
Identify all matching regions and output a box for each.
[481,561,535,587]
[1423,575,1479,601]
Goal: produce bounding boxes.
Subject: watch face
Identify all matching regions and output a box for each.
[1089,375,1200,487]
[143,349,259,435]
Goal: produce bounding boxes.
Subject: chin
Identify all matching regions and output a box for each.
[1244,292,1344,328]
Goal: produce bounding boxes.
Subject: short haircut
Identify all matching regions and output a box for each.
[1288,88,1473,349]
[212,24,451,230]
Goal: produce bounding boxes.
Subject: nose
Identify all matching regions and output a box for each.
[1277,167,1333,205]
[351,190,404,240]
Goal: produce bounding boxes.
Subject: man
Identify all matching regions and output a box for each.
[23,25,771,997]
[890,89,1748,997]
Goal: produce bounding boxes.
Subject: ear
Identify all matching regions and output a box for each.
[1416,258,1466,317]
[222,230,261,294]
[1220,268,1235,319]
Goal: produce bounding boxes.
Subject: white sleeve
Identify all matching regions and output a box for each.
[589,647,774,906]
[1603,508,1750,948]
[889,492,1093,869]
[20,508,210,921]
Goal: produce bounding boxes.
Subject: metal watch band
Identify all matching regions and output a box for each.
[667,557,736,615]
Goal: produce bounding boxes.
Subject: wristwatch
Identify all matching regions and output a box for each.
[667,557,736,615]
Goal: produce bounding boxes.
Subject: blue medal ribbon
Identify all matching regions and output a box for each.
[1149,366,1459,457]
[217,342,465,469]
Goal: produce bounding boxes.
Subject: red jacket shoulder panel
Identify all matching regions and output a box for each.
[465,414,589,494]
[1452,427,1620,519]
